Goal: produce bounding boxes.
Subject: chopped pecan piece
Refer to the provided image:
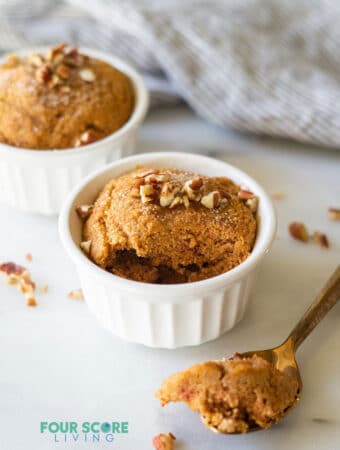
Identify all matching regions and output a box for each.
[183,177,203,201]
[145,173,170,184]
[56,63,70,79]
[238,189,254,200]
[75,130,99,147]
[0,262,38,307]
[169,196,184,208]
[140,184,155,203]
[0,262,26,276]
[76,204,93,220]
[36,63,52,84]
[26,296,38,307]
[201,191,220,209]
[288,222,309,242]
[47,74,60,88]
[79,68,96,82]
[46,43,66,62]
[188,177,204,190]
[133,170,155,179]
[313,231,329,248]
[328,207,340,221]
[80,240,92,254]
[182,195,190,208]
[152,433,176,450]
[160,183,180,207]
[68,289,84,300]
[246,197,259,214]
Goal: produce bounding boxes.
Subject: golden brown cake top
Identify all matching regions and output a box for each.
[0,44,134,149]
[78,167,258,284]
[156,354,299,433]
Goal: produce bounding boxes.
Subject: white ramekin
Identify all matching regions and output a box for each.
[59,152,276,348]
[0,47,149,215]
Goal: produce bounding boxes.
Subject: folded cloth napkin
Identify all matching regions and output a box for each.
[2,0,340,147]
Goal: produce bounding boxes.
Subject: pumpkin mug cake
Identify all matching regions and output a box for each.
[0,44,148,214]
[59,152,276,347]
[79,167,257,284]
[0,44,134,149]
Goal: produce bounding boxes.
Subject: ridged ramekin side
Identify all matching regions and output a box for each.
[0,134,136,215]
[77,267,258,348]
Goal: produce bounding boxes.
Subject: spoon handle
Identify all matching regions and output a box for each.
[288,265,340,351]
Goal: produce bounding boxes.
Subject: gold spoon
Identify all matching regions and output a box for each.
[206,265,340,434]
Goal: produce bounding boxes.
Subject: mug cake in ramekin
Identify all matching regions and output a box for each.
[59,152,276,348]
[0,44,149,215]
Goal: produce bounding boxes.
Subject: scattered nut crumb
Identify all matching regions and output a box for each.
[40,284,49,293]
[271,192,285,200]
[152,433,176,450]
[68,289,83,300]
[133,172,258,212]
[6,274,19,285]
[288,222,309,242]
[0,262,38,307]
[328,207,340,221]
[289,223,330,249]
[26,253,32,262]
[26,296,37,307]
[312,231,329,248]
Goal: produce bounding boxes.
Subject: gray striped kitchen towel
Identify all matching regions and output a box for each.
[2,0,340,147]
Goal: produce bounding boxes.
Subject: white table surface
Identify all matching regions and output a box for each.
[1,106,340,450]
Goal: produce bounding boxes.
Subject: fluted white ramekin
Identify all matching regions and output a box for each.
[0,48,149,215]
[59,152,276,348]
